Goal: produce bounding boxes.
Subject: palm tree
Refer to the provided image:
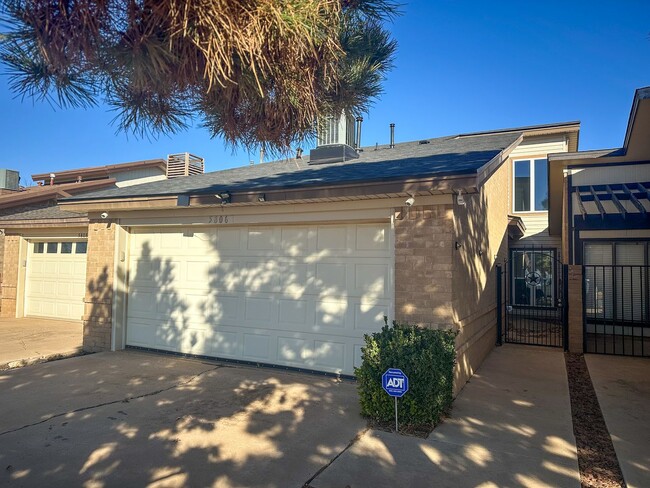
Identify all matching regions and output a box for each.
[0,0,397,152]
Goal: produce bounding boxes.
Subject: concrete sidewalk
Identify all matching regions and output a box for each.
[587,355,650,488]
[311,345,580,488]
[0,317,82,368]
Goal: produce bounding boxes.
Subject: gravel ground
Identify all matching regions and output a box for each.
[565,353,626,488]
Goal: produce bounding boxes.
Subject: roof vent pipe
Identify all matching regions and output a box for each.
[355,116,363,149]
[389,123,395,148]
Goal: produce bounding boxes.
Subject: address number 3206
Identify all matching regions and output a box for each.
[209,215,231,224]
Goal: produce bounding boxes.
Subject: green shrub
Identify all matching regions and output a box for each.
[355,320,457,428]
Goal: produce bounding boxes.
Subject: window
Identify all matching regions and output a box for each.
[511,249,556,307]
[61,242,73,254]
[513,158,548,212]
[75,242,88,254]
[46,242,58,253]
[33,242,44,254]
[584,241,648,323]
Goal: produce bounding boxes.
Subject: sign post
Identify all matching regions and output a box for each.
[382,368,409,432]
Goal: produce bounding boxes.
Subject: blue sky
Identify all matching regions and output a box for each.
[0,0,648,182]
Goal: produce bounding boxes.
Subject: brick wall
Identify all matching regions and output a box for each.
[394,204,454,326]
[83,220,116,352]
[0,235,20,317]
[567,264,583,353]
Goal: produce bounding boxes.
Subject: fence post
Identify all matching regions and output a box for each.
[567,265,584,353]
[563,264,569,351]
[496,264,502,346]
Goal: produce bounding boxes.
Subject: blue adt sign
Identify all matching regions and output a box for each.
[382,368,409,397]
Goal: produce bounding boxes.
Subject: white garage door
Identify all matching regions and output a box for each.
[25,240,87,320]
[126,223,393,375]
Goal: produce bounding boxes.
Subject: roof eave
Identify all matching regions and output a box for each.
[31,159,166,183]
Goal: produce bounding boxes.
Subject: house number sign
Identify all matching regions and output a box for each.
[208,215,232,224]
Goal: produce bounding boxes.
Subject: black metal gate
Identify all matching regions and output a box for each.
[584,264,650,357]
[496,250,568,349]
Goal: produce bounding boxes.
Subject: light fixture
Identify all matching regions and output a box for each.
[456,189,466,207]
[215,191,231,204]
[257,193,266,202]
[100,212,109,219]
[405,196,415,207]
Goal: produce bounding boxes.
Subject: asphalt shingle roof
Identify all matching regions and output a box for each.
[64,131,523,201]
[0,205,84,221]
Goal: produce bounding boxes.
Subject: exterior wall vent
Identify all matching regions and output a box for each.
[0,169,19,190]
[166,153,204,178]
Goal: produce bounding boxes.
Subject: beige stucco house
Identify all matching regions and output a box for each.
[0,119,582,392]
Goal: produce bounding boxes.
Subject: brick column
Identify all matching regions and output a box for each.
[1,236,20,317]
[567,264,584,353]
[83,220,116,352]
[394,204,454,327]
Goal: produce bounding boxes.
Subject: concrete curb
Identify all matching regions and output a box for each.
[0,350,87,371]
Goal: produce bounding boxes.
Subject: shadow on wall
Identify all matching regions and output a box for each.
[452,186,509,387]
[125,242,192,352]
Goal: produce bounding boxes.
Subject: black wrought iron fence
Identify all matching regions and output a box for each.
[584,265,650,357]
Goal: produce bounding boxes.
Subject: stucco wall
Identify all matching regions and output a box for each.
[83,220,116,352]
[452,159,511,394]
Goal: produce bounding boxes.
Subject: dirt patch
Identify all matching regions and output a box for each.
[565,353,626,488]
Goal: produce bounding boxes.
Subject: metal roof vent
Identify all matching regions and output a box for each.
[308,144,360,165]
[419,140,430,145]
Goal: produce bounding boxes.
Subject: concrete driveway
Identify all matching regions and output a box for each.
[0,346,582,487]
[0,317,82,368]
[587,355,650,488]
[0,351,363,487]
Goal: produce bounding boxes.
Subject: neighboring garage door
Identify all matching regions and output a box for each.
[25,240,88,320]
[126,223,393,375]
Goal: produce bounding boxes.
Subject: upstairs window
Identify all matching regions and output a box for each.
[513,158,548,212]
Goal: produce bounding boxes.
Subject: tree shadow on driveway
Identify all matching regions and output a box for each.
[0,351,363,488]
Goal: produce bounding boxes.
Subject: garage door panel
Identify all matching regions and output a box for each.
[313,340,346,369]
[315,300,348,329]
[278,299,310,325]
[317,226,348,251]
[281,227,310,256]
[127,223,393,375]
[354,301,391,330]
[57,261,75,276]
[213,330,243,357]
[356,224,389,251]
[243,297,274,322]
[243,333,270,360]
[247,227,275,250]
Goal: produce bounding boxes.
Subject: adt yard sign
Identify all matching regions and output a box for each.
[382,368,409,397]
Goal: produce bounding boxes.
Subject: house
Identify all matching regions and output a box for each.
[548,86,650,357]
[0,119,579,393]
[0,154,204,318]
